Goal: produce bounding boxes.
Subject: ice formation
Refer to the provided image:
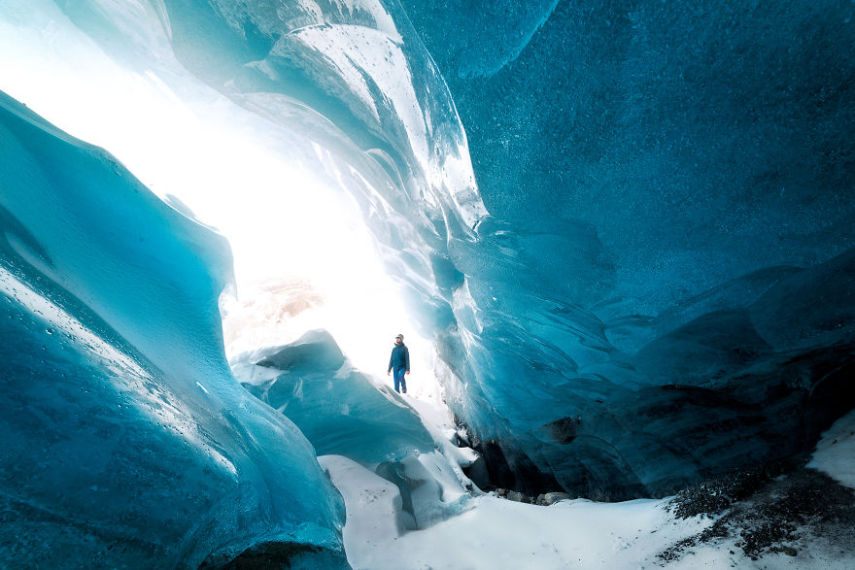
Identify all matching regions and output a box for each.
[234,329,434,465]
[1,4,854,559]
[234,329,473,532]
[397,0,855,498]
[0,92,347,568]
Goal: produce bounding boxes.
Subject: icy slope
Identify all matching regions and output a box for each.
[0,92,347,568]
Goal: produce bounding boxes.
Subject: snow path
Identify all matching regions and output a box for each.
[320,455,712,569]
[319,394,855,569]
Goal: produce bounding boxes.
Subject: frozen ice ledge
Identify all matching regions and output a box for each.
[0,92,348,568]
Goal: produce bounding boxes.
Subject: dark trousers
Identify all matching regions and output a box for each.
[393,368,407,393]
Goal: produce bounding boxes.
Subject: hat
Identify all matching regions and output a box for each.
[395,334,404,340]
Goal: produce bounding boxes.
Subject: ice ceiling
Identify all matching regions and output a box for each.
[2,0,855,550]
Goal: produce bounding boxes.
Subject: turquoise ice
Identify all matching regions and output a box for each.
[0,92,347,568]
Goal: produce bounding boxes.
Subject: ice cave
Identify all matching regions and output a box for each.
[1,1,854,568]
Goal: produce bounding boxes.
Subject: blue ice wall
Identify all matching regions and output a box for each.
[0,92,347,568]
[404,0,855,312]
[399,0,855,498]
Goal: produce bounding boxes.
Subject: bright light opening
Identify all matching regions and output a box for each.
[0,3,437,398]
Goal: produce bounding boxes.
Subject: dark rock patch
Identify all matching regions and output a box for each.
[200,542,325,569]
[462,439,516,491]
[543,416,581,444]
[461,435,562,497]
[659,467,855,563]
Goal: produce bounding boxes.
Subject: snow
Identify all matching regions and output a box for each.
[322,454,708,570]
[319,372,855,569]
[809,410,855,490]
[323,439,855,570]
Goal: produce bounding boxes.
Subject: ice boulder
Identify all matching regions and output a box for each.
[0,91,347,568]
[234,330,471,530]
[235,329,435,465]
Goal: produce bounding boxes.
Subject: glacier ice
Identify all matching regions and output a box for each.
[0,92,347,567]
[234,329,434,465]
[397,0,855,498]
[2,0,855,507]
[234,329,472,531]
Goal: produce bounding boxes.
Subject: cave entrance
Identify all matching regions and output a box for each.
[0,18,438,400]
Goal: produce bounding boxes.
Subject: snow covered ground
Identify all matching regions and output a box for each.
[222,285,855,569]
[809,410,855,491]
[322,453,696,569]
[318,395,855,570]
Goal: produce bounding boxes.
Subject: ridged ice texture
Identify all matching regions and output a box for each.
[398,0,855,498]
[33,1,855,499]
[0,92,347,568]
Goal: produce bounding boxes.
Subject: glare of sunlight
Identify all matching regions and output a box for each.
[0,3,434,390]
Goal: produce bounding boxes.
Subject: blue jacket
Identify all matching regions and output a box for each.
[388,343,410,372]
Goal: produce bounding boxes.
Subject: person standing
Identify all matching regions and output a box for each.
[387,334,410,394]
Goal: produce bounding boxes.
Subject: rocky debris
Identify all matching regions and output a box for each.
[668,463,787,520]
[492,488,571,506]
[659,467,855,563]
[507,490,525,503]
[542,416,582,444]
[541,492,572,506]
